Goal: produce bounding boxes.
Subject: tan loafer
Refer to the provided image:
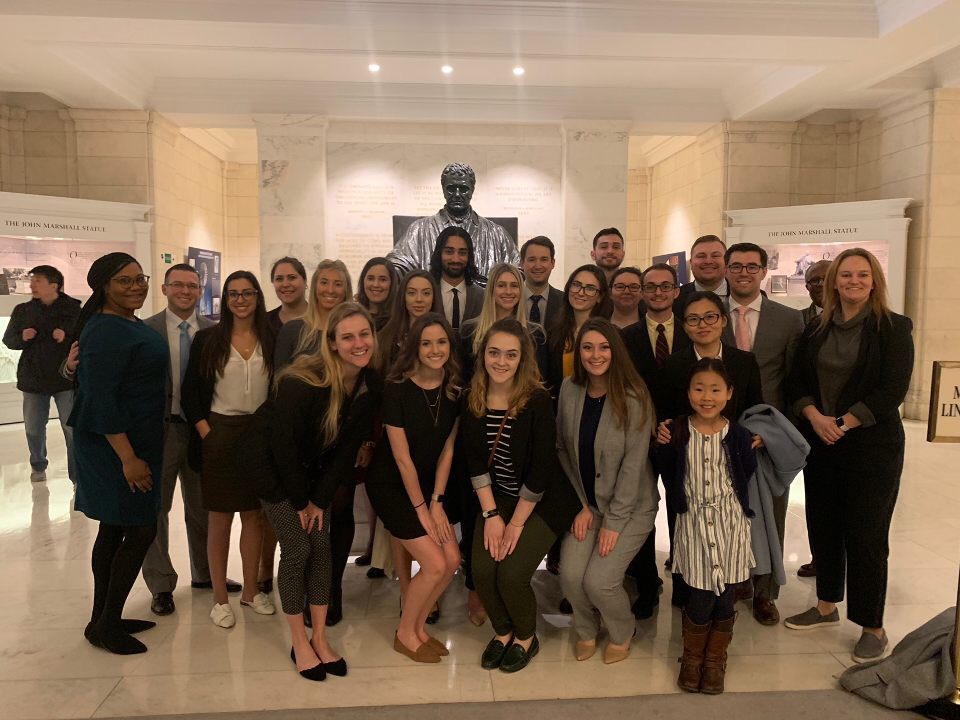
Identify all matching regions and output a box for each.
[603,641,631,664]
[575,639,597,661]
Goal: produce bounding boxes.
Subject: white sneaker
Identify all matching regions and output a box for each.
[210,602,236,628]
[240,592,276,615]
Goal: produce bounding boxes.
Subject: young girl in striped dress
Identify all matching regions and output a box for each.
[657,357,757,695]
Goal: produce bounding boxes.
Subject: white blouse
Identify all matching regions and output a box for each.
[211,344,269,415]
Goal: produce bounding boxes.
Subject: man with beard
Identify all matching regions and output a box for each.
[674,234,729,315]
[429,226,483,335]
[590,227,626,283]
[801,260,831,326]
[388,163,519,284]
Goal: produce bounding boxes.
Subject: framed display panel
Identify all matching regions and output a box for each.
[725,198,910,315]
[928,361,960,443]
[0,192,151,425]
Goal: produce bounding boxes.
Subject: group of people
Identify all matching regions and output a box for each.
[9,222,913,694]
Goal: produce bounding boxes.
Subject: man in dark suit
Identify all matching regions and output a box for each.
[801,260,831,327]
[621,262,692,617]
[674,234,729,315]
[141,264,232,616]
[520,235,564,332]
[429,226,483,335]
[722,242,804,626]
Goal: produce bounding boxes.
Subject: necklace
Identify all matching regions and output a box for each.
[421,385,442,427]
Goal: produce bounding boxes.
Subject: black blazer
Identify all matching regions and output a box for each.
[264,369,382,510]
[459,387,580,536]
[785,312,913,448]
[622,315,692,393]
[658,343,763,424]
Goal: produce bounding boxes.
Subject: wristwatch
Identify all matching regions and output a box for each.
[835,417,850,433]
[431,493,445,503]
[482,508,499,519]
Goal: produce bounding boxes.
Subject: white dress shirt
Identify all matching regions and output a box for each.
[211,344,269,415]
[727,294,764,351]
[695,278,729,297]
[165,308,199,416]
[440,277,467,326]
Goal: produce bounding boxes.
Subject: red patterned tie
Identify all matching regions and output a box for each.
[655,324,669,367]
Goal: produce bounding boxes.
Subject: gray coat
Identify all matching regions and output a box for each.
[840,606,957,709]
[144,309,214,419]
[724,296,804,414]
[556,378,659,534]
[739,403,810,586]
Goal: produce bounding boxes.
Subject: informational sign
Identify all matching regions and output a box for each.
[0,236,136,296]
[652,250,688,285]
[187,246,222,320]
[928,361,960,443]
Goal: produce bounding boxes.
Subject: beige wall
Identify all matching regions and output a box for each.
[0,104,260,309]
[625,167,649,267]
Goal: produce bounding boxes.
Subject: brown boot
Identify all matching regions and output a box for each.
[677,612,711,692]
[700,613,736,694]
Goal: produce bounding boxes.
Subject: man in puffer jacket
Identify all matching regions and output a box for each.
[739,404,810,591]
[2,265,81,483]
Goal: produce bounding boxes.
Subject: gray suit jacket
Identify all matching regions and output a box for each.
[462,282,484,325]
[145,309,214,419]
[555,378,659,534]
[723,296,804,414]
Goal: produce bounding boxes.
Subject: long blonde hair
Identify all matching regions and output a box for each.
[277,302,374,447]
[817,247,891,332]
[467,317,542,418]
[295,259,352,356]
[471,263,527,355]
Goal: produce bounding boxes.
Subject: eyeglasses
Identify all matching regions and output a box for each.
[226,289,259,301]
[570,281,600,297]
[684,312,722,327]
[612,282,642,293]
[727,263,765,274]
[642,282,676,293]
[112,275,150,288]
[166,281,200,291]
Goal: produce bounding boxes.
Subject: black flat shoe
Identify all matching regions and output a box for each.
[299,663,326,682]
[151,591,175,616]
[258,578,273,594]
[354,554,372,567]
[323,657,348,677]
[499,635,539,673]
[95,625,148,655]
[191,579,242,593]
[425,603,440,625]
[366,567,386,579]
[481,637,510,669]
[120,619,156,634]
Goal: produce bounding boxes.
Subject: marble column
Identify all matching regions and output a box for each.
[255,115,328,290]
[561,121,630,274]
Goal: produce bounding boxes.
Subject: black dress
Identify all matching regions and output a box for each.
[366,378,458,540]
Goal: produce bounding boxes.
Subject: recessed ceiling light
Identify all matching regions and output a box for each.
[368,63,380,73]
[441,65,453,75]
[513,66,525,76]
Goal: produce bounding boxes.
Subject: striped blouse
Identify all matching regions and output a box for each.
[672,422,754,595]
[485,410,519,497]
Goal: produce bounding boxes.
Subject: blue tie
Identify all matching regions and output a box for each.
[178,320,191,392]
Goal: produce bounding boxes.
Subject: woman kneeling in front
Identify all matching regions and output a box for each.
[460,317,579,673]
[557,317,658,664]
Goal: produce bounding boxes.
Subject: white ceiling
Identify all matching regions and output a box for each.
[1,0,960,139]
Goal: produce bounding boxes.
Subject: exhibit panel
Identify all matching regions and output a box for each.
[0,192,152,424]
[725,198,911,314]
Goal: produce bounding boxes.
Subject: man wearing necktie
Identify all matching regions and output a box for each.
[429,226,483,335]
[519,236,565,395]
[141,264,222,617]
[621,263,692,617]
[722,242,804,627]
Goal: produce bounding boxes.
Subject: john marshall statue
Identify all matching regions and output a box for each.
[387,163,519,284]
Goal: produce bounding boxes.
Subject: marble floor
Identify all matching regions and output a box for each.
[0,420,957,719]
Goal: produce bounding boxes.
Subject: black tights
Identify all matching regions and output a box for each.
[90,522,157,642]
[328,481,356,616]
[685,586,735,625]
